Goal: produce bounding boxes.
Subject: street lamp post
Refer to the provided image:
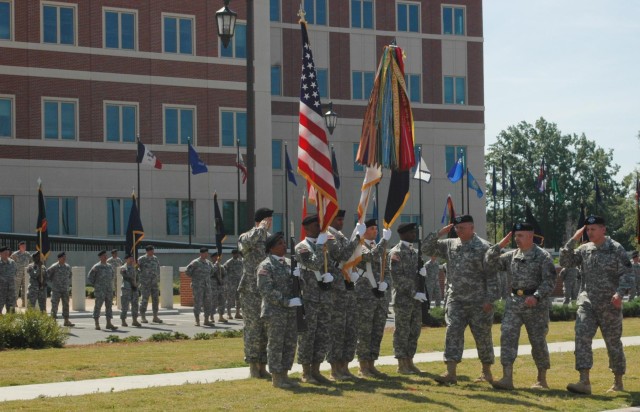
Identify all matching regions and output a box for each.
[321,102,338,135]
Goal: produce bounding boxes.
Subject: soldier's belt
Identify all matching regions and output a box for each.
[512,288,536,296]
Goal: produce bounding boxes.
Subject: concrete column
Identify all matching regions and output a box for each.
[71,266,86,311]
[159,266,173,309]
[116,270,123,309]
[23,267,30,307]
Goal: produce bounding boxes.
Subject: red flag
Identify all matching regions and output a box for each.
[297,22,338,232]
[236,153,248,184]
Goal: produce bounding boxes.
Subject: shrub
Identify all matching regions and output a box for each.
[148,332,174,342]
[103,335,122,343]
[211,329,244,339]
[123,336,142,343]
[0,310,68,350]
[492,300,505,324]
[85,286,95,299]
[193,332,212,340]
[173,331,190,340]
[549,303,577,321]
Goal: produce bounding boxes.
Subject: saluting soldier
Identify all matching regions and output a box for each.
[423,214,497,385]
[559,266,580,305]
[257,232,301,389]
[120,253,141,327]
[47,252,74,327]
[355,219,392,378]
[138,245,162,324]
[185,247,214,326]
[485,223,557,390]
[424,256,442,307]
[629,251,640,300]
[0,245,17,314]
[222,249,243,319]
[10,241,31,308]
[210,252,227,324]
[88,250,117,331]
[27,251,47,312]
[238,207,272,379]
[560,215,634,394]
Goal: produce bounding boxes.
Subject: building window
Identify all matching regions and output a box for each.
[105,102,137,143]
[317,68,328,99]
[166,199,194,236]
[353,143,364,172]
[443,76,466,105]
[352,71,374,100]
[442,5,465,35]
[0,95,14,138]
[223,200,249,236]
[404,74,421,103]
[221,22,246,58]
[163,14,194,55]
[351,0,373,29]
[42,3,76,45]
[304,0,327,25]
[164,105,195,145]
[271,65,281,96]
[104,8,136,50]
[221,110,246,147]
[400,214,421,225]
[272,140,282,170]
[45,197,77,236]
[270,0,280,22]
[43,98,77,140]
[0,1,12,40]
[445,145,466,172]
[106,198,133,236]
[397,2,419,33]
[0,196,12,232]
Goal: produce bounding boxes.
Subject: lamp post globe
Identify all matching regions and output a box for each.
[216,0,237,48]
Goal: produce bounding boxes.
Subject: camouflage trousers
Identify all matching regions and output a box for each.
[327,288,357,363]
[225,277,241,311]
[444,300,495,364]
[297,297,331,364]
[93,291,114,320]
[356,296,388,361]
[239,286,268,363]
[0,281,16,313]
[191,283,211,318]
[264,308,297,373]
[393,297,422,359]
[120,288,139,320]
[500,296,550,368]
[139,284,159,315]
[426,277,442,306]
[15,270,26,304]
[563,278,579,304]
[51,290,70,318]
[27,285,47,312]
[210,283,225,316]
[575,299,625,374]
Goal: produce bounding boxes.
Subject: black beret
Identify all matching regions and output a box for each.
[453,215,473,224]
[145,245,154,251]
[57,251,66,258]
[199,247,209,253]
[111,249,118,254]
[255,207,274,222]
[18,241,26,246]
[302,214,319,226]
[336,209,346,218]
[365,218,377,228]
[211,252,219,258]
[632,251,638,258]
[32,251,40,259]
[0,246,9,253]
[512,222,534,232]
[585,215,605,225]
[397,222,417,234]
[125,253,133,259]
[265,232,285,252]
[98,250,107,257]
[231,249,239,254]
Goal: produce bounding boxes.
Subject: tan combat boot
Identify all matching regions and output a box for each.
[94,319,101,330]
[218,314,229,323]
[284,371,300,387]
[531,368,549,389]
[369,360,387,377]
[194,314,200,326]
[301,364,319,383]
[341,361,357,379]
[329,362,343,381]
[397,358,414,375]
[203,317,213,326]
[408,358,422,374]
[106,319,118,330]
[434,361,458,385]
[272,372,292,389]
[63,318,75,327]
[152,313,162,323]
[474,363,493,383]
[311,362,332,384]
[235,306,243,319]
[606,373,624,393]
[358,360,374,378]
[140,314,148,323]
[491,364,514,390]
[249,363,261,379]
[259,363,272,379]
[567,369,591,395]
[121,318,128,327]
[132,317,142,327]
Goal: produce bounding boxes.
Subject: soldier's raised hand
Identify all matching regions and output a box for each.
[498,232,513,249]
[438,224,454,237]
[571,226,585,242]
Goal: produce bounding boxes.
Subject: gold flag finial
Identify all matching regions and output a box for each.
[297,2,306,23]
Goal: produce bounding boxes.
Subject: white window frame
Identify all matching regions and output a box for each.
[404,73,421,103]
[441,4,466,36]
[106,197,133,236]
[161,12,195,56]
[219,108,246,147]
[0,0,14,41]
[103,100,139,143]
[41,1,78,46]
[350,0,375,30]
[166,199,195,236]
[163,103,197,145]
[305,0,328,26]
[396,1,421,33]
[0,93,15,138]
[41,97,79,140]
[443,76,467,105]
[102,6,138,50]
[220,21,246,59]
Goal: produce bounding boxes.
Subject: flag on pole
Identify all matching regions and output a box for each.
[577,203,589,243]
[467,169,484,198]
[236,153,248,184]
[413,155,432,183]
[297,20,338,231]
[136,141,163,169]
[594,177,602,204]
[188,143,208,175]
[285,147,297,186]
[525,204,544,246]
[331,147,340,190]
[510,174,518,196]
[551,175,563,202]
[384,170,410,229]
[213,192,226,256]
[440,195,457,238]
[36,180,50,261]
[447,158,463,183]
[491,165,497,198]
[300,192,307,241]
[125,192,144,261]
[536,158,546,192]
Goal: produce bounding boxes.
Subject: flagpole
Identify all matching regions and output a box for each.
[418,146,423,231]
[187,137,192,246]
[502,156,506,236]
[553,180,558,251]
[237,138,241,221]
[375,183,380,223]
[493,166,497,243]
[466,167,470,215]
[284,142,289,240]
[136,136,141,212]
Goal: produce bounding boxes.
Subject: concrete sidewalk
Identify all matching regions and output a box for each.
[1,336,640,402]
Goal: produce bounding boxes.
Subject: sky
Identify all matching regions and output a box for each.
[483,0,640,179]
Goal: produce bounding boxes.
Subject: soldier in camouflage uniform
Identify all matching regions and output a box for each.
[355,219,391,378]
[210,252,227,324]
[88,250,117,330]
[424,256,442,307]
[137,245,162,324]
[559,266,580,305]
[47,252,74,326]
[0,246,17,314]
[389,223,427,375]
[326,210,365,380]
[27,251,47,312]
[423,214,497,385]
[560,215,634,394]
[107,249,123,299]
[257,232,301,389]
[629,251,640,300]
[222,249,243,319]
[238,207,272,379]
[10,241,31,307]
[120,254,141,327]
[295,214,333,384]
[485,223,557,390]
[185,247,214,326]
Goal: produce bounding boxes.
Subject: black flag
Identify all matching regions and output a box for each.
[214,192,227,256]
[384,170,410,229]
[36,181,50,261]
[125,192,144,260]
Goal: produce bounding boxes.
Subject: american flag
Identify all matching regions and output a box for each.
[236,153,247,184]
[297,22,338,231]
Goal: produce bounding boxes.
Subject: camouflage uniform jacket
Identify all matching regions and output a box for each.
[355,239,388,300]
[222,257,243,281]
[237,226,270,294]
[422,232,497,305]
[0,258,17,287]
[185,258,214,288]
[295,238,328,304]
[326,226,361,290]
[120,264,137,290]
[559,237,633,303]
[560,266,580,281]
[28,262,47,290]
[485,244,557,299]
[10,250,31,276]
[389,241,421,303]
[257,255,295,317]
[107,257,123,277]
[88,262,115,296]
[424,259,440,280]
[137,255,160,286]
[211,260,225,286]
[47,262,72,292]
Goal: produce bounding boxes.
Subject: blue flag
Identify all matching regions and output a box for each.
[447,158,463,183]
[285,147,297,186]
[467,169,484,198]
[188,143,208,175]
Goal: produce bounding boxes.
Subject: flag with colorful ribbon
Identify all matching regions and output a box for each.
[36,180,50,261]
